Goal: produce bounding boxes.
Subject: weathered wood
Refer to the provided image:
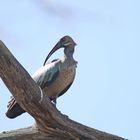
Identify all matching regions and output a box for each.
[0,40,127,140]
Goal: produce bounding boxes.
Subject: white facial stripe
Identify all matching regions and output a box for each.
[64,42,71,46]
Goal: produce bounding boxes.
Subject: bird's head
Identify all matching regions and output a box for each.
[59,35,77,47]
[43,36,76,65]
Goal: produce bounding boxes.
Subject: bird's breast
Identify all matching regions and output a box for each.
[44,66,76,98]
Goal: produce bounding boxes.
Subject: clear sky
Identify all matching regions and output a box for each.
[0,0,140,140]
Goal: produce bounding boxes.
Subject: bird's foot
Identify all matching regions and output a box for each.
[51,98,57,107]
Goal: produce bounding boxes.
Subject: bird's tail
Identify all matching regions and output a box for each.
[6,96,25,119]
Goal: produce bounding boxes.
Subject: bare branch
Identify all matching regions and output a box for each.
[0,41,127,140]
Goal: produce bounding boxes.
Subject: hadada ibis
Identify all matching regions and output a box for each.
[6,35,77,118]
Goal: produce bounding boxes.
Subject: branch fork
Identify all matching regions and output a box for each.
[0,41,126,140]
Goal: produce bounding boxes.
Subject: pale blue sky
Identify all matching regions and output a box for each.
[0,0,140,140]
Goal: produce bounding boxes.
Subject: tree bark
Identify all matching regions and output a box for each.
[0,40,127,140]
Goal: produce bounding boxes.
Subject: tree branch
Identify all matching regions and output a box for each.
[0,40,127,140]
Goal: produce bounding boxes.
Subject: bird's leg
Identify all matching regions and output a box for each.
[51,97,69,118]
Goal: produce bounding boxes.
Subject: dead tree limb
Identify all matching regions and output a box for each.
[0,41,127,140]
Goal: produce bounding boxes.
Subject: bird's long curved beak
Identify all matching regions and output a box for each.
[43,41,62,66]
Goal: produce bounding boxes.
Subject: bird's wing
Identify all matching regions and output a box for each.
[6,61,60,119]
[58,82,73,97]
[32,61,60,88]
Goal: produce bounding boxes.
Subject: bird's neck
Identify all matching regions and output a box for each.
[62,48,77,68]
[64,47,74,60]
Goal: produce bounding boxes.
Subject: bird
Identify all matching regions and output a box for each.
[6,35,78,119]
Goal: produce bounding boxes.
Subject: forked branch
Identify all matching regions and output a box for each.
[0,41,126,140]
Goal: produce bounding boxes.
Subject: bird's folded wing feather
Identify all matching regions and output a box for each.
[6,61,60,118]
[32,61,60,88]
